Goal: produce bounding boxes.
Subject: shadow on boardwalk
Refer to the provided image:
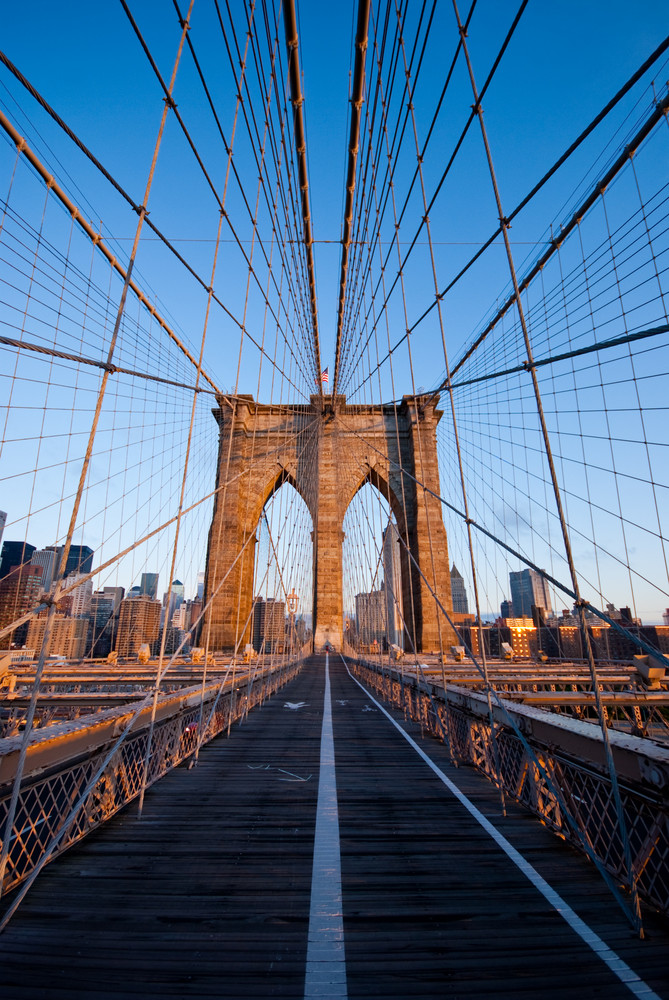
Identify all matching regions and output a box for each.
[1,654,668,999]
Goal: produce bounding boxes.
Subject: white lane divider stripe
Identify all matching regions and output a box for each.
[304,653,348,999]
[343,656,661,1000]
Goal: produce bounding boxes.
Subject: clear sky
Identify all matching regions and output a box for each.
[0,2,668,620]
[1,1,665,381]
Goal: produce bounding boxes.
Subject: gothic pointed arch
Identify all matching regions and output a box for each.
[204,393,454,652]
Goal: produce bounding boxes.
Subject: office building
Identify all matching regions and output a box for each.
[509,569,552,619]
[102,587,125,615]
[57,544,94,579]
[0,562,43,648]
[184,597,202,634]
[115,595,161,657]
[251,597,264,651]
[31,545,59,592]
[0,540,36,580]
[88,591,117,657]
[383,523,403,648]
[27,611,89,660]
[450,564,469,614]
[140,572,159,600]
[162,579,185,624]
[295,617,308,645]
[264,598,286,650]
[155,625,188,657]
[251,597,286,653]
[172,604,187,629]
[67,574,93,616]
[356,589,386,646]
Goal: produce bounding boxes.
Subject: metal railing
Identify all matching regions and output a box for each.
[349,657,669,918]
[0,656,304,894]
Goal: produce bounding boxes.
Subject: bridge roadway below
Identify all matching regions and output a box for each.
[1,654,668,999]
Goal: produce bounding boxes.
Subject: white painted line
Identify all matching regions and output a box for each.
[343,656,662,1000]
[304,653,348,999]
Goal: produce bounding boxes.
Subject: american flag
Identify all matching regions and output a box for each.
[320,367,329,384]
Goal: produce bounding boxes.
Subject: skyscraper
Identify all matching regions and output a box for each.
[87,591,116,657]
[140,572,159,600]
[66,574,93,616]
[264,598,286,652]
[183,597,202,634]
[356,590,386,646]
[57,544,94,579]
[383,523,403,647]
[500,599,514,619]
[27,612,89,659]
[99,587,125,655]
[162,579,185,624]
[251,596,265,652]
[0,540,36,580]
[115,595,161,657]
[0,562,43,649]
[102,586,125,615]
[31,546,59,592]
[450,564,469,614]
[509,569,552,619]
[251,596,286,652]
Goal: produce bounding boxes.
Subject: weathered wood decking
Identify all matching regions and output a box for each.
[1,654,668,999]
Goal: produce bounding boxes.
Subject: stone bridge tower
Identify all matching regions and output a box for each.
[203,393,454,654]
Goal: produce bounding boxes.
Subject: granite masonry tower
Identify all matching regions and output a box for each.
[203,393,453,653]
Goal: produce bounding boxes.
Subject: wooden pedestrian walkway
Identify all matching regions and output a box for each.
[1,654,668,999]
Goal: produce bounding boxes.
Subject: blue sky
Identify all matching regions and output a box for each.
[1,0,665,383]
[1,2,668,619]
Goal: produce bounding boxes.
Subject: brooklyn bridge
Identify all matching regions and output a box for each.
[0,1,668,997]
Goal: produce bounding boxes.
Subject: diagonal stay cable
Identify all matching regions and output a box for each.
[346,47,669,400]
[331,0,371,397]
[282,0,323,389]
[429,89,669,394]
[336,414,669,669]
[342,0,525,394]
[0,62,308,397]
[444,323,669,391]
[408,32,669,344]
[118,1,313,387]
[181,0,317,376]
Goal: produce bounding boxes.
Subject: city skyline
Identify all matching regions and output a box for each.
[0,528,204,602]
[1,2,667,653]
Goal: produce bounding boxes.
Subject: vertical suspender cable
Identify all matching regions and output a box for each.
[283,0,323,394]
[0,0,197,894]
[449,0,644,937]
[331,0,371,398]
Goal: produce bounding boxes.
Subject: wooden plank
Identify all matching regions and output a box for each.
[0,655,667,999]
